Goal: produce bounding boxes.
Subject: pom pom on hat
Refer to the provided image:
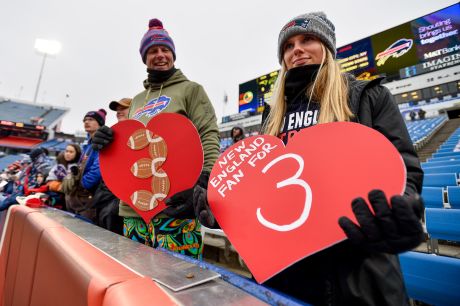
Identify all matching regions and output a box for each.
[84,108,107,126]
[149,18,163,28]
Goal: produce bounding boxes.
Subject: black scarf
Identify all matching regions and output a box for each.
[147,67,177,84]
[284,64,321,102]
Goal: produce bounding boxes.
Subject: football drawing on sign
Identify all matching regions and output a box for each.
[127,129,170,211]
[127,128,154,150]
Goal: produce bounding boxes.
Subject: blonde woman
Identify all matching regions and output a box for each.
[260,12,424,305]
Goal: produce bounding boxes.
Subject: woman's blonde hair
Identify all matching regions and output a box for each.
[262,44,353,136]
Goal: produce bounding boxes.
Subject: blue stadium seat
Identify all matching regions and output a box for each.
[432,151,460,158]
[447,186,460,209]
[423,165,460,174]
[399,251,460,306]
[423,173,458,187]
[422,160,460,168]
[427,156,460,162]
[436,148,459,153]
[421,187,444,208]
[426,208,460,242]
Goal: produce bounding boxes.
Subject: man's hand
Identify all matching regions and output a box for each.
[338,189,424,254]
[163,171,218,228]
[193,184,218,228]
[92,126,114,151]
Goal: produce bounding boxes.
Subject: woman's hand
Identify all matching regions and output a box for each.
[338,190,424,254]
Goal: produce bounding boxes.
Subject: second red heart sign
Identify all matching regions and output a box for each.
[207,121,406,284]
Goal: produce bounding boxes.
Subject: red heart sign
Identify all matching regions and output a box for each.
[100,113,203,223]
[207,122,405,283]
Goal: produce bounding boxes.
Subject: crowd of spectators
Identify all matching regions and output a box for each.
[0,103,127,235]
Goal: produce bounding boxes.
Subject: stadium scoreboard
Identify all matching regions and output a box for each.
[238,3,460,114]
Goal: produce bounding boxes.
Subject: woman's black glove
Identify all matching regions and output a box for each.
[338,189,424,254]
[92,126,114,151]
[163,171,218,228]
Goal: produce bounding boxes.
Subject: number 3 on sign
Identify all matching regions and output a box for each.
[256,153,312,232]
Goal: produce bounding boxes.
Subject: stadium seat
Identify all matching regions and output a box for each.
[423,165,460,174]
[447,186,460,209]
[425,208,460,254]
[421,187,444,208]
[421,160,460,168]
[432,151,460,158]
[399,251,460,306]
[427,156,460,162]
[423,173,458,187]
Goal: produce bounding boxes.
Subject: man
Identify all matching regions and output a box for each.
[91,100,132,234]
[63,109,106,221]
[93,18,220,259]
[109,98,132,122]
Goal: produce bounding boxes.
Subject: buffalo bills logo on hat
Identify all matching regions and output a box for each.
[375,38,413,66]
[133,95,171,120]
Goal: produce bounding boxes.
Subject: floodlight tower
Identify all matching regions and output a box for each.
[33,38,61,104]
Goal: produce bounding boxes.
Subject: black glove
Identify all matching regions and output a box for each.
[338,189,424,254]
[163,171,217,227]
[163,187,195,219]
[70,165,79,176]
[92,125,114,151]
[193,184,219,228]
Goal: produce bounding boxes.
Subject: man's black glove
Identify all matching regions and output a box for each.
[338,189,424,254]
[70,165,79,176]
[163,171,218,228]
[193,184,218,228]
[92,126,114,151]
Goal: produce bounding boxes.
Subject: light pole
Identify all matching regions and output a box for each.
[33,38,61,104]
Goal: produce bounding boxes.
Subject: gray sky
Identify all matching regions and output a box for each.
[0,0,458,134]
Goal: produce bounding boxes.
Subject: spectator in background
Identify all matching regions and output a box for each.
[24,171,48,195]
[409,110,417,121]
[62,109,106,222]
[230,126,245,144]
[0,148,51,211]
[90,100,132,235]
[418,108,426,120]
[92,18,220,259]
[46,144,81,208]
[109,98,132,122]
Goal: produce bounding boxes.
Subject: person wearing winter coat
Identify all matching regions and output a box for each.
[62,109,106,221]
[0,148,51,211]
[91,19,220,259]
[230,126,245,144]
[47,144,82,192]
[46,144,81,208]
[254,12,424,305]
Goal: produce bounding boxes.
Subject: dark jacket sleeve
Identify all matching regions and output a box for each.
[361,85,423,195]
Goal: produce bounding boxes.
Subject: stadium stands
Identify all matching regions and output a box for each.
[0,100,67,128]
[36,138,75,152]
[0,154,22,171]
[406,116,447,149]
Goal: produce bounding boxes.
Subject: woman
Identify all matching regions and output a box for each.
[258,12,424,305]
[47,144,81,192]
